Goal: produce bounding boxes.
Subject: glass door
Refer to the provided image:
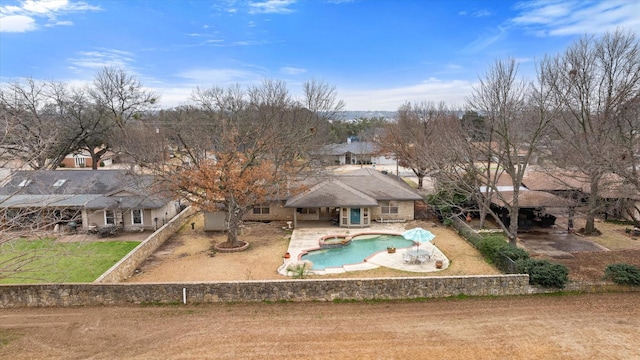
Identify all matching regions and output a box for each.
[350,208,361,225]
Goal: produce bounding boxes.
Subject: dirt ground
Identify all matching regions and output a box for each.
[126,214,500,282]
[3,214,640,358]
[1,292,639,359]
[527,218,640,282]
[126,212,640,283]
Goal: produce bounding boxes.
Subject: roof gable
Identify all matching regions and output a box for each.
[285,168,421,208]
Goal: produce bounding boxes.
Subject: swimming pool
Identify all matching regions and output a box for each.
[301,233,413,270]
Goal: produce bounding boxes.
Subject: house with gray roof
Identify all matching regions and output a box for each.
[236,168,423,229]
[316,141,396,166]
[0,170,181,232]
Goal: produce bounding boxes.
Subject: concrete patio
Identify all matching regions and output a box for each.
[278,222,450,276]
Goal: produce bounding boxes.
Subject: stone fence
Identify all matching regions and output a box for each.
[94,206,197,283]
[1,275,529,307]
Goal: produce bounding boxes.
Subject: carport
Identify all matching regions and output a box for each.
[487,189,575,231]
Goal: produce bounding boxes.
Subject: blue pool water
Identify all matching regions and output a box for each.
[301,234,413,270]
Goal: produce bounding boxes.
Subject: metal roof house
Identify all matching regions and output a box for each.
[0,170,180,232]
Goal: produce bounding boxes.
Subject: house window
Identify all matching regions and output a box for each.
[381,201,399,214]
[297,208,317,215]
[18,179,31,187]
[253,204,270,215]
[74,156,86,168]
[104,210,115,225]
[53,179,67,187]
[132,209,143,225]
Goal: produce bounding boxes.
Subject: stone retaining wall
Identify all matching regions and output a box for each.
[94,206,197,283]
[0,275,529,307]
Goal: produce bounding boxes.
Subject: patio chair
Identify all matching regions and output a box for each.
[425,246,436,261]
[402,252,413,264]
[416,254,428,264]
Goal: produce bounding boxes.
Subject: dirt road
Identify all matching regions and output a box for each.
[1,292,638,359]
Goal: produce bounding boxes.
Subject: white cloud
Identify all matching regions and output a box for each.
[472,9,492,17]
[0,0,101,32]
[280,66,306,75]
[0,14,37,32]
[22,0,70,14]
[249,0,296,14]
[46,19,72,27]
[512,0,640,36]
[68,49,135,71]
[458,8,492,17]
[339,78,475,111]
[462,26,508,54]
[176,68,264,85]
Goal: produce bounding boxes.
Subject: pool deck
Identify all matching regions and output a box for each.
[279,222,450,276]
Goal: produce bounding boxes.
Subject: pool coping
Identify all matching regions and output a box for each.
[278,225,449,276]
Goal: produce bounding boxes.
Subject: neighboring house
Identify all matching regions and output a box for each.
[0,170,180,232]
[60,149,114,169]
[477,170,576,229]
[316,140,396,166]
[521,169,640,222]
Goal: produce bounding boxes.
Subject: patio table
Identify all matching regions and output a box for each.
[406,249,429,264]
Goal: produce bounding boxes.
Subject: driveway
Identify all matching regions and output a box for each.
[517,230,608,258]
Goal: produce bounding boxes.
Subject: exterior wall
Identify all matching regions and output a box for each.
[243,201,292,222]
[60,156,92,168]
[86,209,107,228]
[150,201,181,230]
[372,155,396,165]
[370,200,415,222]
[293,208,320,221]
[84,201,180,231]
[60,155,113,168]
[0,274,531,307]
[204,211,226,231]
[117,209,145,230]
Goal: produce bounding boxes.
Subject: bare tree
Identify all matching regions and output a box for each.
[376,101,452,188]
[540,29,640,234]
[426,59,552,245]
[0,79,67,169]
[88,67,159,169]
[138,79,343,248]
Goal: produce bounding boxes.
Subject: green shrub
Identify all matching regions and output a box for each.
[477,236,531,273]
[478,236,509,260]
[516,259,569,288]
[495,246,530,273]
[603,263,640,286]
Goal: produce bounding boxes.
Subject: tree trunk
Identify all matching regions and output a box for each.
[90,153,100,170]
[224,201,243,248]
[88,147,108,170]
[584,212,597,235]
[507,209,519,246]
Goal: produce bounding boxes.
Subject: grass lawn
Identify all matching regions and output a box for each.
[0,239,140,284]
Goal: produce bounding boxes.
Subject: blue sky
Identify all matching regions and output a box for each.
[1,0,639,111]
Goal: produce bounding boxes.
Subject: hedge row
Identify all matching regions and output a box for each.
[476,235,568,288]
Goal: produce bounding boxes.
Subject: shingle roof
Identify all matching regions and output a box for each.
[317,142,379,156]
[488,190,574,208]
[284,168,422,208]
[522,170,588,191]
[0,169,146,195]
[0,170,169,209]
